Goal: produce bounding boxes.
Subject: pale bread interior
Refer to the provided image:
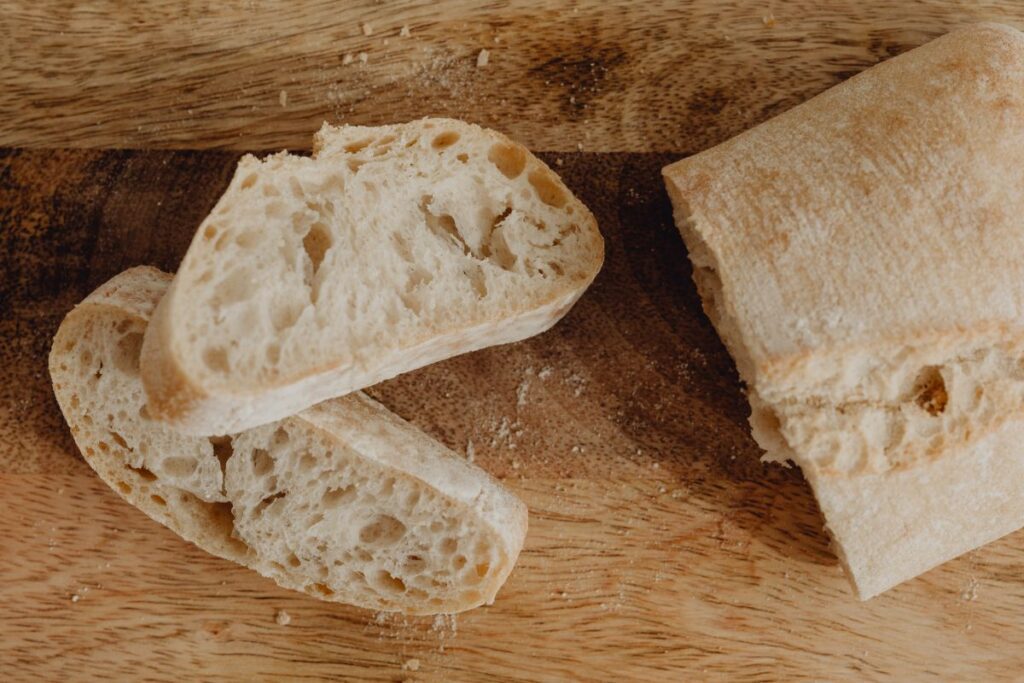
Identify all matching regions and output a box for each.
[50,267,527,614]
[143,118,603,435]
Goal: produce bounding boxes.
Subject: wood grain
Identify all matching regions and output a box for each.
[4,1,1024,152]
[3,148,1024,682]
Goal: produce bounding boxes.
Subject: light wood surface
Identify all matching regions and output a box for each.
[3,1,1024,152]
[3,2,1024,681]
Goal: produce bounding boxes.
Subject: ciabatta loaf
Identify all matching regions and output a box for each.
[50,268,527,614]
[663,23,1024,598]
[141,118,603,435]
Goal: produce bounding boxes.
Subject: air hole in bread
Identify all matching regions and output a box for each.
[235,231,261,249]
[265,343,281,364]
[117,481,132,494]
[347,159,365,173]
[252,448,274,477]
[475,562,490,579]
[209,436,234,476]
[456,153,469,163]
[271,427,290,447]
[373,570,407,594]
[461,589,482,604]
[271,303,302,332]
[528,168,568,208]
[240,174,258,189]
[108,431,129,449]
[359,514,406,546]
[322,485,356,508]
[487,142,527,179]
[299,452,316,472]
[405,489,421,509]
[262,183,280,197]
[302,221,332,275]
[431,131,460,149]
[202,346,230,374]
[288,176,303,197]
[309,582,335,597]
[430,521,444,533]
[403,555,426,573]
[440,537,457,556]
[163,456,198,477]
[203,225,218,240]
[256,491,286,515]
[287,553,301,568]
[127,463,158,482]
[112,332,144,375]
[912,366,948,416]
[151,494,167,506]
[468,265,488,298]
[453,554,467,570]
[344,138,374,154]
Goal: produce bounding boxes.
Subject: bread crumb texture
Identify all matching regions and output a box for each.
[51,268,527,614]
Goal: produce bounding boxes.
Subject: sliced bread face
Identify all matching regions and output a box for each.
[662,24,1024,597]
[50,267,528,614]
[142,118,604,435]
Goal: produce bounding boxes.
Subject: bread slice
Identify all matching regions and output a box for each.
[50,267,528,614]
[141,118,604,435]
[662,23,1024,597]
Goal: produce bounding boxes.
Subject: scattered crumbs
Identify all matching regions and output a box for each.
[569,95,576,105]
[362,22,373,36]
[476,48,490,68]
[512,460,521,470]
[275,609,292,626]
[465,439,476,463]
[961,577,979,602]
[431,613,458,637]
[762,13,777,28]
[57,488,64,496]
[564,373,587,397]
[576,142,584,151]
[555,158,564,166]
[538,366,553,380]
[374,611,389,625]
[70,594,80,603]
[516,375,531,407]
[400,24,411,37]
[403,659,421,671]
[359,52,369,64]
[659,486,667,494]
[279,90,288,108]
[342,53,355,65]
[382,38,389,46]
[651,462,659,469]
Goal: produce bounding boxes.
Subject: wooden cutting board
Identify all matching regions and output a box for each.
[3,3,1024,681]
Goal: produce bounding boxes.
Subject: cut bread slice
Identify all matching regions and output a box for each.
[141,118,603,435]
[662,24,1024,597]
[50,267,528,614]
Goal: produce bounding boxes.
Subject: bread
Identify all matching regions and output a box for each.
[141,118,604,435]
[49,267,528,614]
[662,23,1024,598]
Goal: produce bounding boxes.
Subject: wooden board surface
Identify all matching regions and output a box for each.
[4,1,1024,153]
[3,2,1024,681]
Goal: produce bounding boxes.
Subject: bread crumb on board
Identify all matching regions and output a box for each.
[362,22,373,36]
[476,49,490,68]
[402,659,421,671]
[400,24,411,37]
[275,609,292,626]
[762,13,777,27]
[359,52,369,64]
[342,53,355,65]
[279,90,288,108]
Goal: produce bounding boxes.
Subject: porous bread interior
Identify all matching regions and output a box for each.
[50,271,523,613]
[170,118,602,392]
[679,205,1024,476]
[228,420,506,610]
